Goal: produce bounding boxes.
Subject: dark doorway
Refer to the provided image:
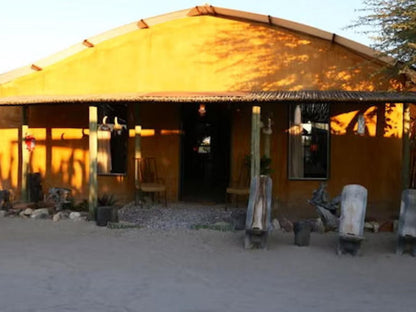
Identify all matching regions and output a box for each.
[180,103,231,203]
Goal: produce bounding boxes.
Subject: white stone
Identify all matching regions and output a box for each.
[23,208,33,216]
[69,211,82,221]
[53,212,62,222]
[31,208,50,219]
[372,222,380,233]
[364,222,373,231]
[19,210,29,218]
[0,210,6,218]
[272,218,280,231]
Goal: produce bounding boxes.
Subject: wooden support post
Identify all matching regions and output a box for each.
[264,134,270,159]
[263,117,272,159]
[21,106,29,202]
[402,103,411,190]
[134,102,142,204]
[89,106,98,219]
[135,126,142,158]
[134,125,142,191]
[251,106,261,179]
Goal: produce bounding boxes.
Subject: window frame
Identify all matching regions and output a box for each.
[97,103,129,176]
[287,102,331,181]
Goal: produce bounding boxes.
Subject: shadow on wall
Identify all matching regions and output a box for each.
[196,20,397,91]
[0,153,15,191]
[8,132,90,199]
[331,103,402,138]
[0,125,181,201]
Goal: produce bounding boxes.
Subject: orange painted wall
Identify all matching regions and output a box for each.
[139,102,181,201]
[231,102,404,219]
[0,107,21,192]
[0,15,394,97]
[25,104,90,199]
[0,103,181,204]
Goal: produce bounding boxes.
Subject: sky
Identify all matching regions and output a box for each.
[0,0,372,74]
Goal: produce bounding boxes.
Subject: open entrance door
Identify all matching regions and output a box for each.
[180,103,231,203]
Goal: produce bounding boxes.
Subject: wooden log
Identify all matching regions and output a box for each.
[262,117,272,159]
[134,125,142,204]
[398,189,416,238]
[251,106,261,179]
[245,175,273,249]
[89,106,98,219]
[20,106,29,202]
[339,184,367,237]
[402,103,411,189]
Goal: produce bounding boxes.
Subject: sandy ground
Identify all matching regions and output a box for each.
[0,217,415,312]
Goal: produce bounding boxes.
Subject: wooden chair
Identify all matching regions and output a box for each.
[135,157,167,206]
[226,160,250,207]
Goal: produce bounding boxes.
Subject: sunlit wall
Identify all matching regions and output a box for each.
[0,15,398,97]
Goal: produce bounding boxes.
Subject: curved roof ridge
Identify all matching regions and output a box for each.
[0,4,394,85]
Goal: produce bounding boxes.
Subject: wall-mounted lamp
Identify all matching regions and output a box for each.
[198,104,206,116]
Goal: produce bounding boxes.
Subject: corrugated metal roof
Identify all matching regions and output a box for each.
[1,91,416,105]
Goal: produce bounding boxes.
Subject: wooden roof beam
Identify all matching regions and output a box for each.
[82,39,94,48]
[30,64,42,71]
[188,4,217,16]
[137,19,149,29]
[187,6,202,16]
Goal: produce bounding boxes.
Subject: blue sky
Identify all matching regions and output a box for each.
[0,0,371,74]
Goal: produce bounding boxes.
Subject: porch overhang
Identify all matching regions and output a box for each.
[1,90,416,106]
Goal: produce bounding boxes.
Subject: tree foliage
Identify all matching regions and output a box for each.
[352,0,416,74]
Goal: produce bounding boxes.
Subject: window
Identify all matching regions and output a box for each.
[197,136,211,154]
[288,103,329,179]
[97,104,128,175]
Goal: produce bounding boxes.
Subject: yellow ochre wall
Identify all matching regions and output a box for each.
[231,102,404,220]
[0,103,181,203]
[0,15,395,96]
[0,107,21,192]
[0,14,406,216]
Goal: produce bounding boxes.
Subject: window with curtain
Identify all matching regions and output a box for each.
[288,103,329,179]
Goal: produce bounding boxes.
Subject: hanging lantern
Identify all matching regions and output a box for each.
[24,134,36,152]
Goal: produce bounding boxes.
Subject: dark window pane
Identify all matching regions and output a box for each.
[97,104,128,175]
[289,103,329,179]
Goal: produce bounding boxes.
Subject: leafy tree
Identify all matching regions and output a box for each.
[351,0,416,75]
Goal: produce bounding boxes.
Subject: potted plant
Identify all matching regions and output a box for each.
[96,194,119,226]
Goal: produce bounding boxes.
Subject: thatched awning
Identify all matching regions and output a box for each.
[1,91,416,106]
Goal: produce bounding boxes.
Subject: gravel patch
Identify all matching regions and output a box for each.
[118,202,246,230]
